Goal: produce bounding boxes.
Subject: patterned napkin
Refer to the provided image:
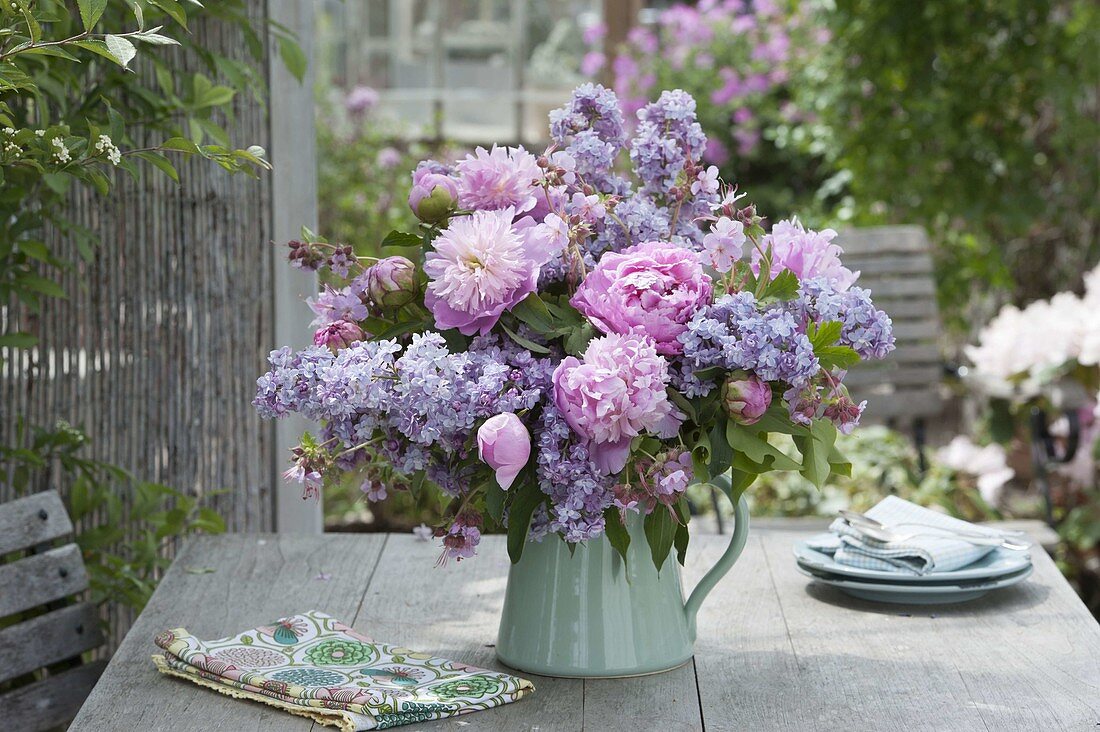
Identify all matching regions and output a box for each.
[152,610,533,731]
[806,496,1002,575]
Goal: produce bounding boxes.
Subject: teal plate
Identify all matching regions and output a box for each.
[793,536,1031,583]
[796,563,1034,605]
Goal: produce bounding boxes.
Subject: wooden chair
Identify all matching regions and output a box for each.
[0,491,106,729]
[838,226,944,468]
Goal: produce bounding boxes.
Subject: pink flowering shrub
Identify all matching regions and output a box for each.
[257,84,894,567]
[584,1,829,213]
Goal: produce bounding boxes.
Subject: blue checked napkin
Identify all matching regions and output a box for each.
[806,496,1000,575]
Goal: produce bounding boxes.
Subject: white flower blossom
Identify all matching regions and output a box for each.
[94,134,121,166]
[936,436,1015,506]
[51,137,71,163]
[34,129,45,137]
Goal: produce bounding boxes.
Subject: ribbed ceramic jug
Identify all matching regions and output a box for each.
[496,491,749,678]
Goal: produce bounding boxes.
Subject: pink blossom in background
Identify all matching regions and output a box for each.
[552,333,682,474]
[376,146,401,169]
[344,85,379,115]
[734,128,760,156]
[711,68,743,106]
[582,21,607,46]
[580,51,606,77]
[570,241,713,355]
[627,27,659,55]
[753,218,860,290]
[703,137,729,166]
[732,107,754,125]
[477,413,531,490]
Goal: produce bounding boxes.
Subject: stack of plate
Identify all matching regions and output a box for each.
[793,538,1033,605]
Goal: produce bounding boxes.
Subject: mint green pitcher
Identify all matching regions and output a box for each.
[496,492,749,678]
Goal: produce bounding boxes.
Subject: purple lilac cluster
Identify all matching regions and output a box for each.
[629,90,708,197]
[255,333,555,495]
[676,292,819,396]
[548,82,626,186]
[531,403,616,542]
[794,278,896,360]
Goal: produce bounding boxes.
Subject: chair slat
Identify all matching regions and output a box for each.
[836,226,929,255]
[0,491,73,556]
[853,255,935,277]
[859,388,944,420]
[0,602,104,684]
[846,365,943,388]
[0,659,107,732]
[0,544,88,618]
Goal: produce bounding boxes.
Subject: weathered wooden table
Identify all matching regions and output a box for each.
[70,526,1100,731]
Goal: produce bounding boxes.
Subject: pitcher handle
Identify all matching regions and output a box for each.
[683,476,750,641]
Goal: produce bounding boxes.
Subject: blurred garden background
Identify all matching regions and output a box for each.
[1,0,1097,660]
[311,0,1099,614]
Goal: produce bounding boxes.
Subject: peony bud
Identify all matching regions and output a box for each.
[721,373,772,425]
[408,172,458,223]
[313,320,364,351]
[365,256,418,309]
[476,413,531,490]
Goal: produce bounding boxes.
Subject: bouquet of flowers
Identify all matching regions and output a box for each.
[255,84,894,568]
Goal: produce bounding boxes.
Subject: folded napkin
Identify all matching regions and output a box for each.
[152,610,533,731]
[806,496,1001,575]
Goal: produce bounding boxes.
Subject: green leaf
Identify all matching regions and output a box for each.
[690,429,711,483]
[133,31,180,47]
[484,482,506,524]
[726,422,801,471]
[603,508,630,565]
[511,293,555,334]
[134,151,179,182]
[278,36,307,82]
[17,274,66,298]
[563,321,595,356]
[759,268,799,303]
[0,332,37,348]
[808,320,843,350]
[793,419,838,488]
[78,0,109,30]
[506,479,544,564]
[707,417,733,477]
[379,230,421,248]
[150,0,188,29]
[672,500,690,566]
[71,39,129,67]
[500,322,550,354]
[817,345,860,371]
[160,136,199,154]
[644,508,676,572]
[104,35,137,67]
[752,404,810,436]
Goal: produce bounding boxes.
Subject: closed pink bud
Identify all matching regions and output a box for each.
[313,319,364,351]
[722,373,772,425]
[476,413,531,490]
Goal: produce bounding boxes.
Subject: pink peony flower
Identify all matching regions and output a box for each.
[570,241,713,355]
[454,145,542,215]
[721,374,772,425]
[476,413,531,490]
[423,208,559,335]
[552,333,682,474]
[365,256,418,309]
[753,218,859,290]
[313,320,364,351]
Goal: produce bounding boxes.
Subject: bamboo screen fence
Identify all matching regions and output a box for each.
[1,6,278,648]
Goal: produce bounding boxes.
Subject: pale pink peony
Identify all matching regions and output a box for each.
[752,218,859,290]
[552,333,682,474]
[455,145,543,215]
[570,241,712,355]
[476,413,531,490]
[423,208,560,335]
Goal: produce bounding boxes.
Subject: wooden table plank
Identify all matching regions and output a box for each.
[67,527,1100,732]
[69,533,387,732]
[339,534,582,732]
[759,530,1098,731]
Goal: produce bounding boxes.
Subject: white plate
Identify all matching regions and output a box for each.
[796,563,1034,605]
[793,536,1031,583]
